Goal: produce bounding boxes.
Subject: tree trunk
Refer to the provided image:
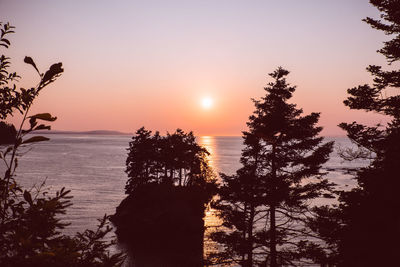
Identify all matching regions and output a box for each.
[247,204,255,267]
[170,168,173,184]
[270,204,277,267]
[242,204,248,264]
[270,143,277,267]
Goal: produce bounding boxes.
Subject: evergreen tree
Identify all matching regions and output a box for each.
[209,133,266,266]
[211,68,333,266]
[115,128,216,266]
[125,128,214,193]
[312,1,400,266]
[125,127,159,192]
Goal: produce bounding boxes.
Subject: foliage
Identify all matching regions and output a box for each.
[208,170,266,266]
[1,186,123,267]
[0,22,19,120]
[312,1,400,266]
[210,67,334,266]
[0,22,124,267]
[125,127,216,193]
[114,127,216,265]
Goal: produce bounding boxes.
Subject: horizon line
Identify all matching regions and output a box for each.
[37,129,347,138]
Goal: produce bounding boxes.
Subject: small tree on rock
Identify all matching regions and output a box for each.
[114,127,217,266]
[125,128,215,193]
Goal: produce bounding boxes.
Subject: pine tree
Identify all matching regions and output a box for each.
[125,128,214,193]
[313,1,400,266]
[209,167,265,265]
[115,128,216,266]
[211,68,333,266]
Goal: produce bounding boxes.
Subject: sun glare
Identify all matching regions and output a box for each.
[201,97,213,109]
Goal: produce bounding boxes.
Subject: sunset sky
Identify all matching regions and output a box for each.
[1,0,388,136]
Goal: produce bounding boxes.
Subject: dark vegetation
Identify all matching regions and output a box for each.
[124,128,216,192]
[208,1,400,265]
[0,23,124,267]
[310,0,400,266]
[111,128,217,266]
[208,68,334,266]
[1,0,400,266]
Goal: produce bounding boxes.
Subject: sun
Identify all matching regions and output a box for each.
[201,97,213,109]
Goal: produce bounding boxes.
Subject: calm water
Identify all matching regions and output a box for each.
[1,134,365,235]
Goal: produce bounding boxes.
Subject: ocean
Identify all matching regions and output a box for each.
[1,134,366,235]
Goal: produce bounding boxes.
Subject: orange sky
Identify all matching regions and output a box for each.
[1,0,389,136]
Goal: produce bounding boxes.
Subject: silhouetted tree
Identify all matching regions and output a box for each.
[124,127,159,191]
[209,134,266,266]
[0,23,124,266]
[125,127,213,193]
[211,68,333,266]
[114,127,216,266]
[312,1,400,266]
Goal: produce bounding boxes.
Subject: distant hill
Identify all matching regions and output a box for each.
[35,130,132,135]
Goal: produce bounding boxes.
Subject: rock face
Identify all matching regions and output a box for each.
[111,183,206,267]
[0,122,16,145]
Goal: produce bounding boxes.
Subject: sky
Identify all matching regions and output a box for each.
[0,0,390,136]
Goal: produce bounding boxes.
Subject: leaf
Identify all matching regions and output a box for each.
[24,190,33,206]
[22,136,50,144]
[42,62,63,84]
[29,113,57,121]
[24,56,40,75]
[34,124,51,131]
[1,38,10,45]
[29,117,38,129]
[21,129,31,134]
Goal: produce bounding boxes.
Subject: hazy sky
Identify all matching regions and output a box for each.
[1,0,389,136]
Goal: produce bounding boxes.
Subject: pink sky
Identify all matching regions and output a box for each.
[1,0,389,136]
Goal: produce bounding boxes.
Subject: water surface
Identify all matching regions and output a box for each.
[1,134,365,234]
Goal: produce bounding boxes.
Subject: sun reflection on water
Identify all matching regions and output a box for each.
[198,135,215,168]
[198,136,224,261]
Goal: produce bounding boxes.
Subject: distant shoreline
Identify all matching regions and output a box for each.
[35,130,133,136]
[33,131,345,138]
